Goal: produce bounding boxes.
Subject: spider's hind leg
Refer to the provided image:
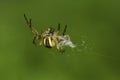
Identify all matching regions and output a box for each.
[58,23,60,31]
[32,35,42,46]
[32,35,37,45]
[63,25,67,36]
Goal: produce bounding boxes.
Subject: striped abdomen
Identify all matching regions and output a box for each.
[43,37,56,48]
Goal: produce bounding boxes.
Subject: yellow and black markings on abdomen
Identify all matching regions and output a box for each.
[43,37,54,48]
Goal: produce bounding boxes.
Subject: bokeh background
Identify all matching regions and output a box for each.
[0,0,120,80]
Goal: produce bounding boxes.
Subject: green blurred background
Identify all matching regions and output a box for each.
[0,0,120,80]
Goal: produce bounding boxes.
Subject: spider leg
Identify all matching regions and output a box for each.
[24,14,39,35]
[58,23,60,31]
[53,23,60,36]
[32,35,37,45]
[63,25,67,36]
[32,35,42,46]
[29,19,39,35]
[24,14,29,25]
[24,14,32,29]
[29,18,32,28]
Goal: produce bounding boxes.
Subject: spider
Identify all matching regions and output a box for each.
[24,14,67,51]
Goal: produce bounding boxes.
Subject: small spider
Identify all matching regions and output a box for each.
[24,14,67,51]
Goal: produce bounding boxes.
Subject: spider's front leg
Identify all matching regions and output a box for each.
[24,14,39,35]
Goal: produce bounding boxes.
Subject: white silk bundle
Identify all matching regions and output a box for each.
[57,35,76,48]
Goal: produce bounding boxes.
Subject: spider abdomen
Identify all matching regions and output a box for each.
[43,37,56,48]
